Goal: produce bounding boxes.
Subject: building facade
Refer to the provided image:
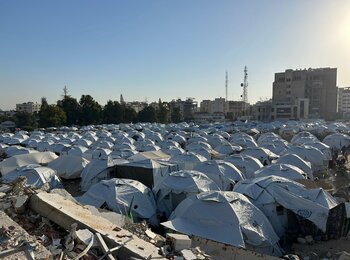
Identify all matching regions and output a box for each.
[16,102,41,114]
[273,68,337,120]
[338,87,350,118]
[169,98,198,121]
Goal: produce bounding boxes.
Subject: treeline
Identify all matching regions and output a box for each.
[0,94,182,130]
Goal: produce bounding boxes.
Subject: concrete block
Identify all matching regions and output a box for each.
[167,233,192,252]
[13,195,29,213]
[30,191,165,259]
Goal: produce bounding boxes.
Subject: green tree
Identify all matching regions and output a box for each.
[15,112,38,130]
[57,96,80,126]
[157,99,170,124]
[79,95,102,125]
[170,107,182,123]
[124,106,137,123]
[102,100,123,124]
[39,105,67,128]
[138,106,158,123]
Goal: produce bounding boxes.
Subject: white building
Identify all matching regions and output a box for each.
[338,87,350,118]
[16,102,41,114]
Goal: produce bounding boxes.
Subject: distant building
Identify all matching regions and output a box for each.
[16,102,41,114]
[170,98,198,121]
[127,101,148,113]
[273,68,337,120]
[338,87,350,118]
[252,100,273,122]
[226,101,250,119]
[193,112,225,123]
[200,98,226,114]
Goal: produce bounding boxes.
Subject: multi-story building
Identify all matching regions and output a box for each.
[15,102,41,114]
[252,100,273,122]
[169,98,198,121]
[226,101,250,119]
[126,101,147,113]
[338,87,350,118]
[200,98,226,114]
[273,68,337,120]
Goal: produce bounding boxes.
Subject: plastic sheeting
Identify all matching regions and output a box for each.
[0,152,58,176]
[153,170,220,218]
[234,176,339,237]
[2,164,62,189]
[48,155,90,179]
[162,191,282,256]
[194,160,245,190]
[78,178,157,224]
[254,163,307,181]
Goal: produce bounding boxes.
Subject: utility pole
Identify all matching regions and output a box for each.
[240,66,248,116]
[63,86,68,99]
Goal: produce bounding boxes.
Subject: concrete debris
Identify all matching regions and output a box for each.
[167,233,192,252]
[181,249,197,260]
[13,194,29,213]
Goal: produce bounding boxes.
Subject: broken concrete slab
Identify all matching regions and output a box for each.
[30,191,165,259]
[0,210,52,260]
[167,233,192,252]
[13,194,29,213]
[191,236,280,260]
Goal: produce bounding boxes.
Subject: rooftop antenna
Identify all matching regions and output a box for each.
[225,70,228,102]
[240,66,248,115]
[63,86,68,98]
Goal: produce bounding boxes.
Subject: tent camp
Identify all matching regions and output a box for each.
[240,147,279,165]
[194,160,245,190]
[80,156,125,191]
[2,164,62,189]
[323,133,350,151]
[115,159,179,188]
[153,170,220,218]
[224,154,263,179]
[162,191,282,256]
[48,155,90,179]
[0,152,58,176]
[254,163,307,181]
[234,176,339,237]
[273,153,313,180]
[169,152,207,170]
[78,178,158,225]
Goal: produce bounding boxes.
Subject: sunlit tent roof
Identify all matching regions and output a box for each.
[162,191,282,256]
[234,176,339,237]
[48,154,90,179]
[78,178,157,224]
[2,164,62,190]
[0,152,58,176]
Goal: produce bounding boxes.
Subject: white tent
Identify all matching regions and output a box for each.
[80,156,121,191]
[78,178,158,225]
[323,133,350,151]
[283,146,327,172]
[169,152,207,170]
[234,176,339,237]
[240,147,279,165]
[273,153,313,179]
[48,155,90,179]
[162,191,282,256]
[254,163,307,180]
[153,170,220,218]
[224,154,263,179]
[194,160,245,190]
[214,143,242,155]
[2,164,62,189]
[0,152,58,176]
[4,146,38,158]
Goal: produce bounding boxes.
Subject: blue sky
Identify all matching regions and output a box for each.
[1,0,350,110]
